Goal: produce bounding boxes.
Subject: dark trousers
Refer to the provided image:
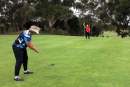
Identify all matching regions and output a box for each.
[85,32,90,39]
[12,45,28,76]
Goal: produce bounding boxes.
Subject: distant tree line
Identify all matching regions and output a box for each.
[0,0,130,36]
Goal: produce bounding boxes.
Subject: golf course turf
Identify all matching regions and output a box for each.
[0,35,130,87]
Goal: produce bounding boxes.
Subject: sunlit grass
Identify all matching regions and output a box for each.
[0,35,130,87]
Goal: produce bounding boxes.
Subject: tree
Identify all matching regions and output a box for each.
[34,0,73,32]
[74,0,130,33]
[67,16,81,35]
[0,0,38,33]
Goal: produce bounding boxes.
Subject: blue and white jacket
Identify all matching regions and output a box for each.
[13,30,32,48]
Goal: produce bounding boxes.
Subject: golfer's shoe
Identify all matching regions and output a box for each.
[24,70,33,74]
[14,76,24,81]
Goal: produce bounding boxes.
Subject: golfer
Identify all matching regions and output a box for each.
[12,24,40,81]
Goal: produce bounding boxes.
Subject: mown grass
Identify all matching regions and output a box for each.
[0,34,130,87]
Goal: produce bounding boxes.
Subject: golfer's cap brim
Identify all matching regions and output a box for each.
[29,25,40,34]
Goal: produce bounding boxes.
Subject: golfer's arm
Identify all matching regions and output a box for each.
[27,42,39,53]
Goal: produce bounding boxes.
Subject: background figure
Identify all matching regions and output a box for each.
[85,24,91,39]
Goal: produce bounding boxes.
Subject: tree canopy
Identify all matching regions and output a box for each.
[0,0,130,35]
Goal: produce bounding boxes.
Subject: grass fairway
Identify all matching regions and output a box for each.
[1,35,130,87]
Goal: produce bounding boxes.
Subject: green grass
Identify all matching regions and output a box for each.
[1,35,130,87]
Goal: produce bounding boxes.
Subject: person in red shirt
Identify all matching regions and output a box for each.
[85,24,91,39]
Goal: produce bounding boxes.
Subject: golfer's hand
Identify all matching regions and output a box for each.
[27,42,39,53]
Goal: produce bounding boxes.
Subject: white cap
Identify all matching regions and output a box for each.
[29,25,40,34]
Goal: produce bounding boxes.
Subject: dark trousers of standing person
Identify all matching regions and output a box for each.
[12,45,28,76]
[85,32,90,39]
